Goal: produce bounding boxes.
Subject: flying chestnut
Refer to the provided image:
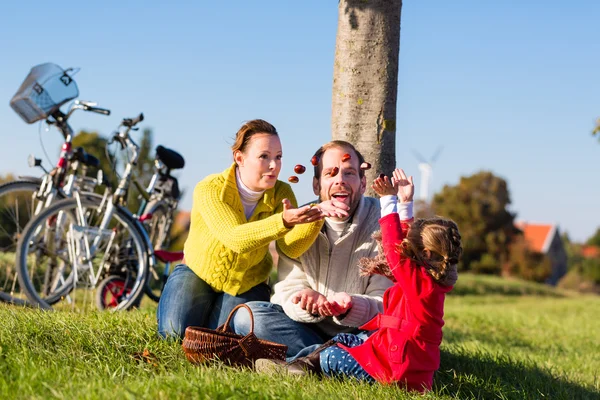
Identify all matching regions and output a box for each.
[294,164,306,174]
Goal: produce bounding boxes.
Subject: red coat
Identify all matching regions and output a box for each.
[340,213,452,392]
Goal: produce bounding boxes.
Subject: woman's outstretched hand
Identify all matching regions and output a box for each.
[282,198,351,227]
[392,168,414,203]
[281,199,323,228]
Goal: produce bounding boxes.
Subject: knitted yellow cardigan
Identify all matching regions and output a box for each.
[184,163,324,295]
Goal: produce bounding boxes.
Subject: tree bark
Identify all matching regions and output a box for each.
[332,0,402,196]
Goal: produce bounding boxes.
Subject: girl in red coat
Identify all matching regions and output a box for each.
[256,168,462,393]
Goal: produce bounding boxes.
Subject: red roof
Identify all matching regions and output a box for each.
[172,210,191,234]
[581,245,600,258]
[516,222,555,253]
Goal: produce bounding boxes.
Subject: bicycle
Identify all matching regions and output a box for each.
[1,64,110,305]
[15,114,184,311]
[97,137,185,307]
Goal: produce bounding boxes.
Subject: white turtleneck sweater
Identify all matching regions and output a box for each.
[235,167,265,219]
[323,196,412,245]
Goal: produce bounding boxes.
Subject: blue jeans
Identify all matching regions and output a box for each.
[321,333,375,383]
[157,264,271,339]
[230,301,328,357]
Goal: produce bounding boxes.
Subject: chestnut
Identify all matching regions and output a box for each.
[294,164,306,174]
[360,162,371,170]
[288,176,299,183]
[330,167,340,177]
[310,156,319,166]
[341,153,351,162]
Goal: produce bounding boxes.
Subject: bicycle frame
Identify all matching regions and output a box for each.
[66,115,158,285]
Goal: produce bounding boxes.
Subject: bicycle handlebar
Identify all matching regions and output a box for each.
[122,113,144,128]
[84,105,111,116]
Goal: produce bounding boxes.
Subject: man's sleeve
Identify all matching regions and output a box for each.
[332,274,392,327]
[271,247,325,324]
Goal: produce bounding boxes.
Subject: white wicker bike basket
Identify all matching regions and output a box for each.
[10,63,79,124]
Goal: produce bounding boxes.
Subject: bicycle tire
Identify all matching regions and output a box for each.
[0,178,50,305]
[16,193,149,311]
[95,274,142,310]
[144,200,174,250]
[142,200,174,302]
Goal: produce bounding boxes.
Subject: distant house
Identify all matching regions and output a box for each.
[515,222,568,285]
[581,245,600,259]
[168,210,191,250]
[173,210,191,233]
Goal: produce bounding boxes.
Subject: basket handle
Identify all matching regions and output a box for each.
[218,303,255,334]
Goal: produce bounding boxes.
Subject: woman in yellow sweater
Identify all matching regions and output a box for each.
[157,119,349,339]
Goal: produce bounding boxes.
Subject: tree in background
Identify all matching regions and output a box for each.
[560,234,600,291]
[331,0,402,195]
[431,171,518,274]
[71,130,114,184]
[505,234,552,282]
[586,227,600,247]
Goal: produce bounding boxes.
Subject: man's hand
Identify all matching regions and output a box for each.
[313,199,350,219]
[318,292,353,317]
[291,288,327,315]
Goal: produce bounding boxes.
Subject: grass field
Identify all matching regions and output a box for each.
[0,274,598,400]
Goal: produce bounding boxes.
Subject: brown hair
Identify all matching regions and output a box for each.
[311,140,366,179]
[231,119,278,156]
[399,218,463,286]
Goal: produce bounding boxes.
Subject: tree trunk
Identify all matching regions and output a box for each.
[332,0,402,196]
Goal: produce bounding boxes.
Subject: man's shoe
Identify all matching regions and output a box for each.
[287,357,320,375]
[254,358,315,376]
[254,358,289,375]
[255,340,335,376]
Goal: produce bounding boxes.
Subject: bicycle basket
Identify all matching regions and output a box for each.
[10,63,79,124]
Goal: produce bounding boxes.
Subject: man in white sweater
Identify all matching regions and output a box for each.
[232,140,393,357]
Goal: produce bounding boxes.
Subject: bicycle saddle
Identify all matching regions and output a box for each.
[71,147,100,168]
[156,145,185,170]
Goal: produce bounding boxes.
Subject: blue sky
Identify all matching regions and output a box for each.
[0,1,598,242]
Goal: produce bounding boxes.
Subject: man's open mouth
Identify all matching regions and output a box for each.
[332,192,350,201]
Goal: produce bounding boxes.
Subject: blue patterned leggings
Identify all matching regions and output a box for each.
[320,333,375,383]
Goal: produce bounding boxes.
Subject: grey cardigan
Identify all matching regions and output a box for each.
[271,196,394,337]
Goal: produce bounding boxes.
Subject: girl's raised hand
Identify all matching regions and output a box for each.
[372,174,396,197]
[392,168,414,203]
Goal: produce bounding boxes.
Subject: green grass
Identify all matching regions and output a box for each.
[0,274,598,399]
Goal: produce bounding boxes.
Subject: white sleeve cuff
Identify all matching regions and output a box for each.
[398,201,413,220]
[379,195,398,217]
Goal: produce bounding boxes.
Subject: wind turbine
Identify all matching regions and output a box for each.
[411,146,443,203]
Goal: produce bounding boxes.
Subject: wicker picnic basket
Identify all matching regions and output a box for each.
[182,303,287,367]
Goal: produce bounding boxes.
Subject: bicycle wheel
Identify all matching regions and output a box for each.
[0,179,48,305]
[16,193,149,311]
[144,200,173,250]
[96,274,142,310]
[142,200,174,302]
